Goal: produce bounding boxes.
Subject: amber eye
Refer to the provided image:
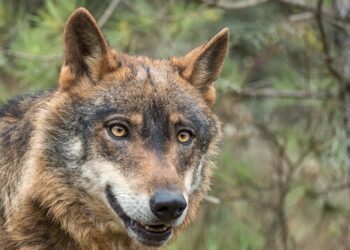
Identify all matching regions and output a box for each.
[109,124,128,138]
[177,130,193,144]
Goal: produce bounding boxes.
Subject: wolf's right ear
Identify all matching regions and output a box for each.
[59,8,118,91]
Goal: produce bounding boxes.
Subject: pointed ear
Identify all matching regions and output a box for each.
[59,8,118,91]
[172,28,229,107]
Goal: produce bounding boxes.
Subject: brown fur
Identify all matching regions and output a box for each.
[0,8,228,249]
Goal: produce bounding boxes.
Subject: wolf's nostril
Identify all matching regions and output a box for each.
[158,206,169,213]
[150,190,187,222]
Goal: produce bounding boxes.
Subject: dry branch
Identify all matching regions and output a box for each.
[203,0,346,28]
[315,0,344,82]
[98,0,121,28]
[202,0,269,10]
[228,88,335,100]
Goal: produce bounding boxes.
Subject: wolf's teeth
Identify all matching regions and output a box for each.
[143,224,170,233]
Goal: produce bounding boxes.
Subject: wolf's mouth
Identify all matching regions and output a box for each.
[106,185,173,246]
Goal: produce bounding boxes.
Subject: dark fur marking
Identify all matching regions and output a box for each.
[144,66,154,85]
[0,92,52,165]
[141,101,170,156]
[0,92,46,118]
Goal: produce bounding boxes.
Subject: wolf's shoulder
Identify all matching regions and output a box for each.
[0,91,53,120]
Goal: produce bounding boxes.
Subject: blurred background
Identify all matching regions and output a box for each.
[1,0,350,249]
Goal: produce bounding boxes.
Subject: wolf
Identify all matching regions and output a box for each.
[0,7,228,250]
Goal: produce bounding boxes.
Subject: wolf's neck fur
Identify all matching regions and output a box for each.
[0,93,50,217]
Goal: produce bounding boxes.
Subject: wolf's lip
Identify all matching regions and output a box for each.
[105,185,173,246]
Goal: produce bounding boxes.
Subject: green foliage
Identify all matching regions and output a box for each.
[167,204,264,250]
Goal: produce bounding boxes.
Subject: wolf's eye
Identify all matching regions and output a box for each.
[177,130,193,144]
[109,124,128,138]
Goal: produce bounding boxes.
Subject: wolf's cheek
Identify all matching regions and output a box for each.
[184,154,206,195]
[78,159,128,194]
[63,137,84,169]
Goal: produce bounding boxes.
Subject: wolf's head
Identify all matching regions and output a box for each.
[38,8,228,248]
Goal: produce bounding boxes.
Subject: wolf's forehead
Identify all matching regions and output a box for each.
[94,64,186,107]
[89,78,206,126]
[133,64,171,84]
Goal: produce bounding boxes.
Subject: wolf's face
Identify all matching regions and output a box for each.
[40,8,228,247]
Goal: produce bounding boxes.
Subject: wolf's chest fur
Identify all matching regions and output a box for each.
[0,8,228,250]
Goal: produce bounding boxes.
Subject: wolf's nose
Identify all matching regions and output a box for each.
[150,191,187,221]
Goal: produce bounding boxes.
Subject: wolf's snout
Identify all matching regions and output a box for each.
[150,190,187,221]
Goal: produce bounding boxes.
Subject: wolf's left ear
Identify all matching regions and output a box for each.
[59,8,117,91]
[172,28,229,107]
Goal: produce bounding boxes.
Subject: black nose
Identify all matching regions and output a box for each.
[150,190,187,221]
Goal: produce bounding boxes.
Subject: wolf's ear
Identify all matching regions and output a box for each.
[59,8,117,91]
[172,28,229,107]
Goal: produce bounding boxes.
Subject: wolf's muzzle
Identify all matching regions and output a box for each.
[150,190,187,222]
